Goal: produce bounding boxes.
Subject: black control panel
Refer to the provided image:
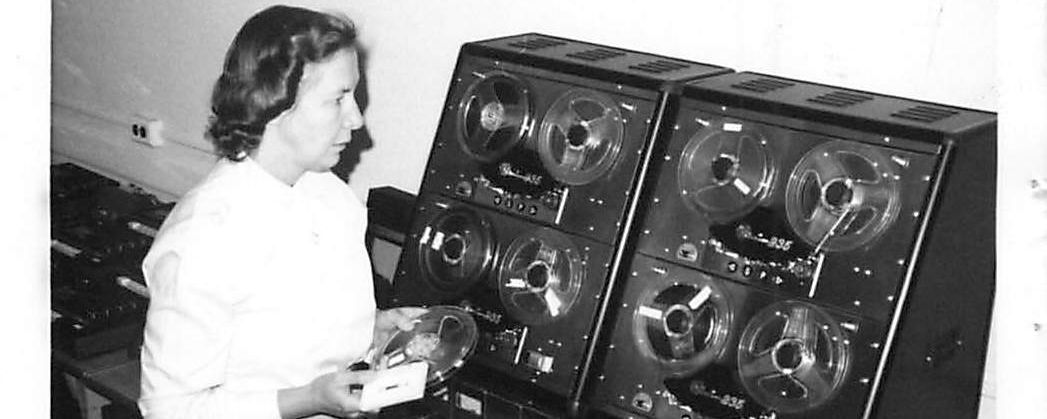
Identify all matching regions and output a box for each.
[50,163,172,358]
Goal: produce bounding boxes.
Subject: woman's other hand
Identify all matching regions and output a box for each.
[279,369,376,418]
[372,307,428,349]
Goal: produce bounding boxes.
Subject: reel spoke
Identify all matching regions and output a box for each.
[853,178,895,212]
[810,152,850,182]
[688,286,713,311]
[696,180,746,209]
[561,145,587,171]
[470,124,498,152]
[781,306,816,344]
[585,111,617,142]
[497,103,528,128]
[789,362,835,404]
[558,106,586,132]
[475,82,500,109]
[667,330,698,360]
[504,267,531,289]
[536,241,559,267]
[731,177,754,196]
[736,136,769,186]
[804,204,838,243]
[739,351,782,380]
[450,237,482,280]
[543,288,564,317]
[683,154,715,186]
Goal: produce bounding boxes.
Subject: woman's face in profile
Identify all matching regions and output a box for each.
[274,47,364,173]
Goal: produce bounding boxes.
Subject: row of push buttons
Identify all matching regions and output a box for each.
[493,195,540,216]
[725,261,784,285]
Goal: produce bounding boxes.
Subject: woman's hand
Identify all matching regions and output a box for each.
[372,307,428,351]
[279,369,376,418]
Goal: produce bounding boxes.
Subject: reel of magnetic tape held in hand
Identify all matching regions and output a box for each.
[371,305,479,388]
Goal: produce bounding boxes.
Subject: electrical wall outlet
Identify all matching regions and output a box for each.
[130,114,165,147]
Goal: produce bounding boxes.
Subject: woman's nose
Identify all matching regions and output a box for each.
[343,98,364,130]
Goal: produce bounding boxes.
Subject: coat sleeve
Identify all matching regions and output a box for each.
[137,203,281,419]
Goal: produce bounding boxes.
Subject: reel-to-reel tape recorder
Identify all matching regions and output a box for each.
[391,33,730,409]
[412,34,729,246]
[589,72,996,419]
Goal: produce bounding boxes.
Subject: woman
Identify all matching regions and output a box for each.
[138,5,423,418]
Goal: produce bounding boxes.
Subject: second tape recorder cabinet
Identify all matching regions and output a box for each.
[587,72,996,419]
[391,33,730,408]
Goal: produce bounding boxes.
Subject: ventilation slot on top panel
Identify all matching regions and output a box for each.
[629,59,691,74]
[890,105,959,123]
[506,37,568,50]
[731,78,795,94]
[566,48,626,62]
[807,91,874,108]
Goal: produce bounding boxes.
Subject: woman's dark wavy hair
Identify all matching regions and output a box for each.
[207,5,356,161]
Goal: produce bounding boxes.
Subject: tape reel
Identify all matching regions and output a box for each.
[456,71,533,163]
[497,227,584,325]
[736,301,851,414]
[537,88,625,185]
[372,305,479,388]
[785,140,900,252]
[417,207,495,295]
[678,121,776,222]
[631,275,732,377]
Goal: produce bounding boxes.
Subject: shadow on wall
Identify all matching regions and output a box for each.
[334,46,374,183]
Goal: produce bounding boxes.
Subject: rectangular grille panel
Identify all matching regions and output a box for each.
[566,48,626,62]
[506,37,568,50]
[629,59,691,74]
[808,90,874,108]
[731,77,795,93]
[891,105,959,123]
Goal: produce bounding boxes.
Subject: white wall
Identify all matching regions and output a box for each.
[48,0,1046,417]
[52,0,999,198]
[996,1,1047,418]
